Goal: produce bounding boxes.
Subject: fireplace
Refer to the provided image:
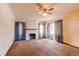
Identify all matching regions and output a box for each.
[26,30,38,40]
[29,34,36,39]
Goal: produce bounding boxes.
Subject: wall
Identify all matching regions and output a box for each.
[26,19,38,29]
[63,9,79,47]
[0,4,15,55]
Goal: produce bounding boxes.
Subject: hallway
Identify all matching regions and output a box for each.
[7,39,79,56]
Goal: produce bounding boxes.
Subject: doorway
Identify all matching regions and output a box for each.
[15,22,26,41]
[54,20,63,43]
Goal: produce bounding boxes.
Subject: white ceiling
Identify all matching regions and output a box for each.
[9,3,79,21]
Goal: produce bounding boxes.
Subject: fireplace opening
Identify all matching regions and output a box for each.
[30,34,36,39]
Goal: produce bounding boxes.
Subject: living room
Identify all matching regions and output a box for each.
[0,3,79,56]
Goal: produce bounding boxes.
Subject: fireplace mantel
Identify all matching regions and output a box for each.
[25,29,38,30]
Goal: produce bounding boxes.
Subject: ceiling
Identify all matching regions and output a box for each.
[9,3,79,21]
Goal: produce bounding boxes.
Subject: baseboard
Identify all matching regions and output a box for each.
[63,42,79,49]
[5,40,15,56]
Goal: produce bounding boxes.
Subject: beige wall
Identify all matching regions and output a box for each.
[26,19,38,29]
[63,9,79,47]
[0,4,15,55]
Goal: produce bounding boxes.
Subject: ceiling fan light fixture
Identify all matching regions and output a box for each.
[42,12,47,16]
[36,3,54,17]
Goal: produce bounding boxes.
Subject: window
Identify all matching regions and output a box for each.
[47,23,55,39]
[39,24,44,38]
[50,23,55,36]
[40,24,44,34]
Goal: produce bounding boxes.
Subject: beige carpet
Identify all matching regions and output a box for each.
[6,39,79,56]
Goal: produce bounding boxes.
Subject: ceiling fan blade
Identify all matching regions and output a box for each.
[48,8,54,11]
[36,3,43,8]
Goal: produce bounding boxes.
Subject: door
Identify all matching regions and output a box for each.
[15,22,25,41]
[55,20,63,43]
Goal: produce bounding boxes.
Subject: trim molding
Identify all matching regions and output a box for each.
[25,29,38,30]
[63,42,79,49]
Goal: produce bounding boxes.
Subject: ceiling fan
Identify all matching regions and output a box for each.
[36,3,54,16]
